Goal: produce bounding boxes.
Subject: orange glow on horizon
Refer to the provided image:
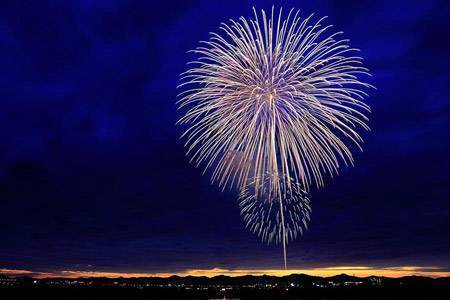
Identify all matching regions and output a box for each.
[1,266,449,279]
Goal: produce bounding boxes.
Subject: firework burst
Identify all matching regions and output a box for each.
[177,7,372,268]
[239,174,311,268]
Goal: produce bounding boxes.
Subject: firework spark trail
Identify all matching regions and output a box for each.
[177,7,372,268]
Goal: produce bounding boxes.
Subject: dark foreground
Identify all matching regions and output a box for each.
[1,287,449,299]
[1,274,449,299]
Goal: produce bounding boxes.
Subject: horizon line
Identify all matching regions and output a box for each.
[1,265,450,279]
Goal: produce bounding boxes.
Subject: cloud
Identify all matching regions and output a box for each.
[0,268,53,278]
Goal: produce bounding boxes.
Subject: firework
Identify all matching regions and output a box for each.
[178,7,372,195]
[239,174,311,268]
[177,6,372,268]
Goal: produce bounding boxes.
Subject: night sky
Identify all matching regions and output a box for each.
[1,0,449,276]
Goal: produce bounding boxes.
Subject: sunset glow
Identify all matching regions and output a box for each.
[2,266,449,279]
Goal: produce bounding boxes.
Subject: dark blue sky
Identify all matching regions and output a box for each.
[0,0,449,274]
